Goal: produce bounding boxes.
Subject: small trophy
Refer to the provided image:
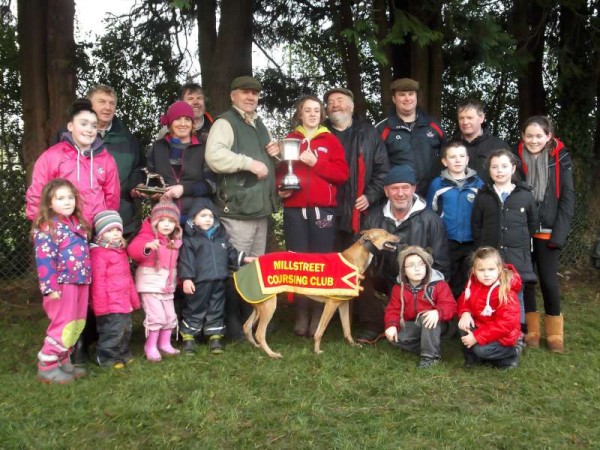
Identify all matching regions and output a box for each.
[279,138,302,190]
[135,168,169,195]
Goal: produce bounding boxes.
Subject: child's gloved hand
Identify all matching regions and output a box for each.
[421,309,439,329]
[385,326,398,342]
[461,330,477,348]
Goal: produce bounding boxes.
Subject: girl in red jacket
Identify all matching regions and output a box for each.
[277,95,349,337]
[90,211,140,369]
[384,246,456,369]
[458,247,524,369]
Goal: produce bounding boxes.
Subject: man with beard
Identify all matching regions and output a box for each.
[323,88,389,251]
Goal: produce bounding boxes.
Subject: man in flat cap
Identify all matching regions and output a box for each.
[376,78,446,197]
[323,87,389,252]
[205,75,280,339]
[356,164,451,343]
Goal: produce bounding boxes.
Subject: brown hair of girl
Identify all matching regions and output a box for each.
[32,179,90,238]
[292,95,326,128]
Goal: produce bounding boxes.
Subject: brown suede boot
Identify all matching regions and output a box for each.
[545,314,564,353]
[524,312,540,348]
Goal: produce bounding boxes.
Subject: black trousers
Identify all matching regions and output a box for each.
[181,280,226,337]
[95,313,133,366]
[524,238,561,316]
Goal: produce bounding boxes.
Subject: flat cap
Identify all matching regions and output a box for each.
[323,88,354,103]
[230,76,262,92]
[390,78,419,92]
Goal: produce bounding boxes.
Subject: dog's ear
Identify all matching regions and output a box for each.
[359,229,371,241]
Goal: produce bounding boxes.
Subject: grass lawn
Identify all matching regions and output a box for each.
[1,276,599,449]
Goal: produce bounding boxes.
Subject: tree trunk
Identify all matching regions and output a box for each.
[18,0,75,177]
[330,0,368,117]
[389,0,443,120]
[510,0,547,126]
[373,0,393,119]
[196,0,253,116]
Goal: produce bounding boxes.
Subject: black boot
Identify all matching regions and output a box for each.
[71,337,88,365]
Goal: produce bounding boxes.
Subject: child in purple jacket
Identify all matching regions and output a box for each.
[32,179,92,384]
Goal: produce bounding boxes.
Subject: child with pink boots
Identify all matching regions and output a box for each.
[128,200,182,362]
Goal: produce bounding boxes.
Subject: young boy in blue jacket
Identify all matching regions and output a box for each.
[426,142,484,298]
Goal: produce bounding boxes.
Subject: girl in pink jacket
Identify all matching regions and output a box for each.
[26,98,120,225]
[90,210,140,369]
[128,201,182,362]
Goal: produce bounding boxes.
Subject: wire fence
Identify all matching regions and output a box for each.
[1,159,599,304]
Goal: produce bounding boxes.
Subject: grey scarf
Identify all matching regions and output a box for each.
[522,148,548,202]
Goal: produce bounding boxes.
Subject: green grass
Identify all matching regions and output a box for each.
[1,279,599,449]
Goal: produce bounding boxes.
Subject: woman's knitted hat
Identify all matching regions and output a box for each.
[93,210,123,237]
[159,101,194,127]
[397,245,433,285]
[151,200,180,227]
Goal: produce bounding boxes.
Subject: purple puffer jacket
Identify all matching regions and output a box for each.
[33,216,91,295]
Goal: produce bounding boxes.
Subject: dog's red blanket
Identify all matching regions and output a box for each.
[234,251,360,304]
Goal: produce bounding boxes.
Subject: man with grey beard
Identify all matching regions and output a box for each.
[323,88,389,250]
[324,88,389,344]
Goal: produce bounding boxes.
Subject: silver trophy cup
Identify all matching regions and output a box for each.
[279,138,302,190]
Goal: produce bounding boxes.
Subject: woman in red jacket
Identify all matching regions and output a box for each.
[458,247,524,369]
[277,95,349,337]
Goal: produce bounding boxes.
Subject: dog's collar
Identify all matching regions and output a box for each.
[361,237,380,255]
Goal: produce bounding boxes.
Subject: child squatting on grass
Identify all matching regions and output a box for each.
[90,210,140,369]
[383,246,457,369]
[458,247,524,369]
[178,198,254,355]
[128,200,183,363]
[33,179,92,384]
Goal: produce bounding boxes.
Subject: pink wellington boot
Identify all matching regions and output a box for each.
[157,328,180,356]
[144,330,162,362]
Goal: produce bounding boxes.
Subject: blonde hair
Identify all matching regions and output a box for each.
[470,247,514,305]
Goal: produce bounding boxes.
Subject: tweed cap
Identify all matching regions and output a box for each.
[323,88,354,104]
[390,78,419,92]
[230,76,262,92]
[93,210,123,237]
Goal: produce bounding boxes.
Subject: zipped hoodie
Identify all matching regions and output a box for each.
[457,264,522,346]
[276,126,349,208]
[384,246,456,330]
[26,133,120,225]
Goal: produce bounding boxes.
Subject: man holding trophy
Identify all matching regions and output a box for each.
[277,95,349,338]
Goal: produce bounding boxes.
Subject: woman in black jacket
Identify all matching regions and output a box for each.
[146,101,215,224]
[515,116,574,353]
